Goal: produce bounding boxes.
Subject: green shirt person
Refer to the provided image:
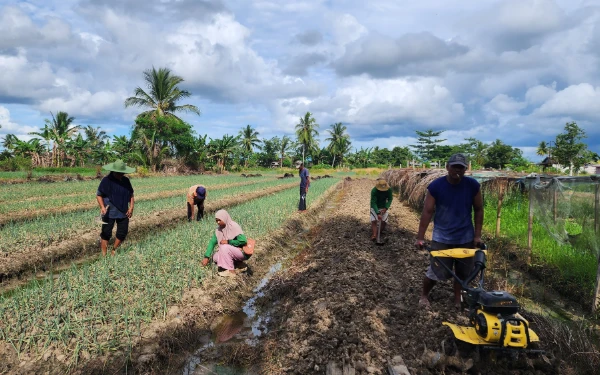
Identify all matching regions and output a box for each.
[370,178,393,241]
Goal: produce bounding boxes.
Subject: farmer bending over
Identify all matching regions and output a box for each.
[187,184,207,221]
[415,153,483,309]
[370,178,393,241]
[96,159,135,256]
[201,210,249,277]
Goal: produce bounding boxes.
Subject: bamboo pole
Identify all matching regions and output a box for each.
[553,189,558,225]
[496,180,507,237]
[595,184,599,234]
[527,179,534,264]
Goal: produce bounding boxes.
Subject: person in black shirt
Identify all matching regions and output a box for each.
[96,160,135,256]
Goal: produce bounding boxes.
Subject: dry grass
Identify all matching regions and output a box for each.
[380,169,446,211]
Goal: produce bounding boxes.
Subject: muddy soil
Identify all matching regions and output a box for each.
[179,179,567,375]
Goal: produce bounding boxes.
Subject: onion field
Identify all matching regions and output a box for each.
[0,174,339,371]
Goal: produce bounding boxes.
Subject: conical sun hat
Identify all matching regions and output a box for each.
[102,159,136,174]
[375,178,390,191]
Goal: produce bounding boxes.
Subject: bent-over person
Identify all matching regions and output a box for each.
[187,184,206,221]
[370,178,393,241]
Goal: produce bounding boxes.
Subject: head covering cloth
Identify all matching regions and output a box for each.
[215,209,244,243]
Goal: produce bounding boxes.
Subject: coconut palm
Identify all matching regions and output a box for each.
[124,67,200,120]
[325,122,350,167]
[239,125,261,167]
[207,135,240,173]
[29,124,53,167]
[537,141,548,157]
[295,112,319,164]
[44,111,80,167]
[278,135,294,168]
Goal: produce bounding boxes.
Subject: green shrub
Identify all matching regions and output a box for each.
[0,156,32,171]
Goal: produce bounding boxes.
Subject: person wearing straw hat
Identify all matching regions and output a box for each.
[96,159,136,256]
[415,153,484,309]
[187,184,207,221]
[370,178,393,241]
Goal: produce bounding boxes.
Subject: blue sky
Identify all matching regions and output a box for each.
[1,0,599,161]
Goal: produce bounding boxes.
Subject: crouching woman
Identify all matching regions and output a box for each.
[201,209,249,277]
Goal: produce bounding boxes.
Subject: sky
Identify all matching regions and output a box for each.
[1,0,600,162]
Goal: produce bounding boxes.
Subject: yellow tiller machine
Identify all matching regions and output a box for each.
[429,246,542,353]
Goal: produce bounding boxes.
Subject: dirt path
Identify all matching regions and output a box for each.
[187,179,562,374]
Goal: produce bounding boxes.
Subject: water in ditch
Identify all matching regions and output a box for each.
[182,263,282,375]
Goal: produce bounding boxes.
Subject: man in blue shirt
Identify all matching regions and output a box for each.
[415,153,483,309]
[96,160,135,256]
[298,163,310,212]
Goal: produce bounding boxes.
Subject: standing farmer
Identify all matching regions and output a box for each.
[370,178,393,241]
[187,184,207,221]
[298,163,310,212]
[96,160,135,256]
[415,153,483,309]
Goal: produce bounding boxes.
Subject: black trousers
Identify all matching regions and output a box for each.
[100,217,129,241]
[298,186,307,211]
[187,198,205,221]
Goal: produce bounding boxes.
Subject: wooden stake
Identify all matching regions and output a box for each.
[527,179,533,264]
[553,188,558,225]
[496,180,507,237]
[595,184,599,234]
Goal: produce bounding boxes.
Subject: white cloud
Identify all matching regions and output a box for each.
[486,94,527,113]
[525,83,557,105]
[0,106,38,141]
[534,83,600,119]
[38,89,126,118]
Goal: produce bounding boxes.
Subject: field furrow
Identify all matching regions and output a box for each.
[0,180,301,284]
[0,177,278,223]
[0,178,339,371]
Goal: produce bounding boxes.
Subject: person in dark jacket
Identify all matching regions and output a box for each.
[415,153,483,309]
[96,160,135,256]
[370,178,393,240]
[201,210,249,277]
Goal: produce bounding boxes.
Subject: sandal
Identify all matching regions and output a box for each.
[218,270,237,278]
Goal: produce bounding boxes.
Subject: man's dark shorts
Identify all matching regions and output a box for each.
[425,241,474,281]
[100,217,129,241]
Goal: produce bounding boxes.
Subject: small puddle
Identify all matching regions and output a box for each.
[182,263,282,375]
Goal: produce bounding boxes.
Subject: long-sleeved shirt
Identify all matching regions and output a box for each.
[203,233,248,258]
[370,188,393,212]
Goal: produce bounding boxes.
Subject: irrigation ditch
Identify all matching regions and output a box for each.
[0,181,298,294]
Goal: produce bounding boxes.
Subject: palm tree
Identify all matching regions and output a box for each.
[537,141,548,157]
[239,125,261,167]
[124,67,200,120]
[29,124,53,167]
[278,135,294,168]
[325,122,350,167]
[295,112,319,164]
[44,111,80,167]
[207,135,240,173]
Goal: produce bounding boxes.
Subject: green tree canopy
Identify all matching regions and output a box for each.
[124,67,200,120]
[295,112,319,164]
[410,129,446,161]
[552,122,588,176]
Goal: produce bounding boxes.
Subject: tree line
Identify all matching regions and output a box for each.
[1,67,597,173]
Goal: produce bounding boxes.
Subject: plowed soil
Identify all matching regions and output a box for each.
[178,178,566,375]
